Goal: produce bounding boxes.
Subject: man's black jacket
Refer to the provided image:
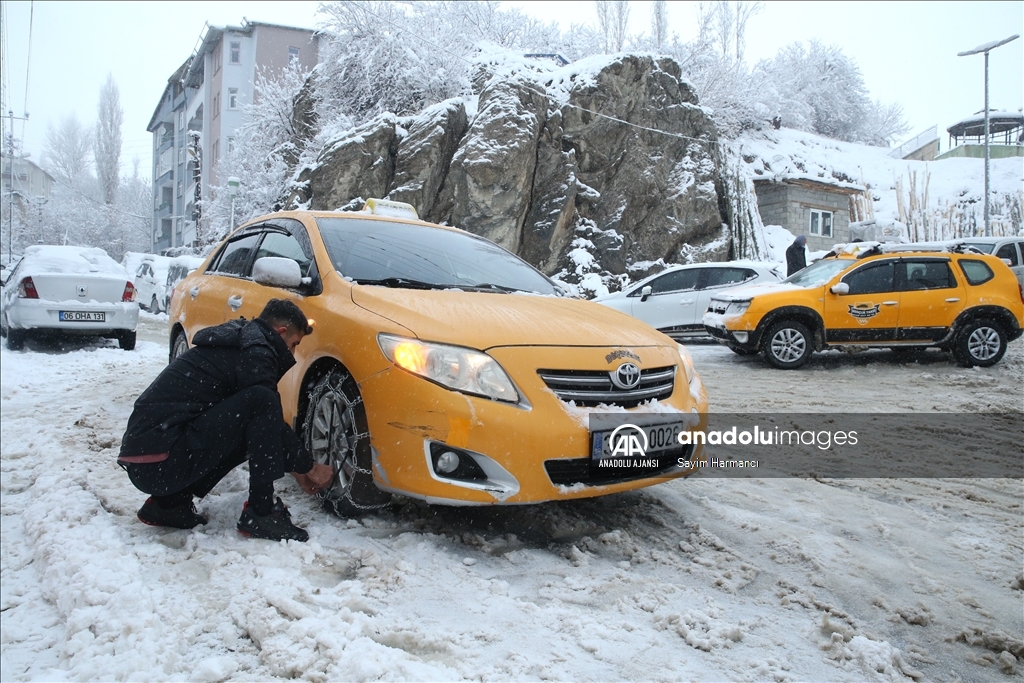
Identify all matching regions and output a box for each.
[119,318,311,472]
[786,242,807,276]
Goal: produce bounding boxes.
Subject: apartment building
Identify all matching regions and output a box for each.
[147,20,319,252]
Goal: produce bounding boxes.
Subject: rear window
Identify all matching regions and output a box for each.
[958,259,994,286]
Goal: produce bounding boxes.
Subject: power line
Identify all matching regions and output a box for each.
[21,0,32,144]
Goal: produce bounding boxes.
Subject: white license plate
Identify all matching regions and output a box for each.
[59,311,106,322]
[591,421,685,460]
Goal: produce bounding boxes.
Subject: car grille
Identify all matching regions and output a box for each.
[545,444,693,486]
[537,365,676,407]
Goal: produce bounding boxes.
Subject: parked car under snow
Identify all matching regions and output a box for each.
[593,261,783,340]
[1,245,140,350]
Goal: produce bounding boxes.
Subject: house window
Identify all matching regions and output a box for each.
[230,41,241,64]
[809,209,833,237]
[178,111,185,130]
[288,46,300,64]
[212,139,220,164]
[213,93,220,119]
[228,88,238,109]
[213,47,222,73]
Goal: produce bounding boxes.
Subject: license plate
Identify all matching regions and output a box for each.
[591,421,685,461]
[59,311,106,322]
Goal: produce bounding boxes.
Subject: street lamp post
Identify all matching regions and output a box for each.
[227,176,240,235]
[957,34,1019,237]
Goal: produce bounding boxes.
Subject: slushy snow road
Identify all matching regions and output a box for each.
[2,313,1022,681]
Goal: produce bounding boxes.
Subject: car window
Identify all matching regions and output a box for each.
[901,260,955,290]
[316,217,558,294]
[843,261,894,295]
[704,267,754,289]
[639,268,699,296]
[961,242,995,254]
[959,259,995,285]
[995,243,1019,266]
[784,258,853,287]
[255,231,313,276]
[207,233,262,277]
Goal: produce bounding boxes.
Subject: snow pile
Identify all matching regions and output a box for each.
[19,245,126,277]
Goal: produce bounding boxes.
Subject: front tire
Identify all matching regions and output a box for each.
[762,320,813,369]
[170,329,188,363]
[952,319,1007,367]
[302,370,391,516]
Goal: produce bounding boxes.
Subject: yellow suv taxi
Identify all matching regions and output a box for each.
[168,203,708,514]
[703,243,1024,369]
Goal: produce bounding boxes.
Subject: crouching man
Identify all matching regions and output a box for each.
[118,299,334,542]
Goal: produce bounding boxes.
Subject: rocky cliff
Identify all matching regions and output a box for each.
[289,52,727,292]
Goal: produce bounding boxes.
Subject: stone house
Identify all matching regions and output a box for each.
[752,176,865,252]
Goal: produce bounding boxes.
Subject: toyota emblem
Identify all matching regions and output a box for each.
[610,362,641,390]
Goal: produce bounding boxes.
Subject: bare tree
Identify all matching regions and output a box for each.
[43,114,92,187]
[95,74,123,205]
[651,0,668,49]
[611,0,630,51]
[595,1,612,52]
[733,1,762,63]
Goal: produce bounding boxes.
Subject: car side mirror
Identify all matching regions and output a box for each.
[253,257,304,288]
[639,285,653,302]
[830,282,849,295]
[1000,258,1012,266]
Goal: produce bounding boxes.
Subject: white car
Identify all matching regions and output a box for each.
[594,261,783,340]
[133,255,173,313]
[162,256,205,311]
[1,245,140,350]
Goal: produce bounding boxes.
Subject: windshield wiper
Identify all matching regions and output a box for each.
[465,282,519,293]
[354,277,449,290]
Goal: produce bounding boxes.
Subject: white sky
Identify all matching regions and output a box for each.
[2,1,1021,179]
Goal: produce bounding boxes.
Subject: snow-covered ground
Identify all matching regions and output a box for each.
[2,316,1022,682]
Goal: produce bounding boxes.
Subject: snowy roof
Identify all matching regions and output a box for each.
[752,174,864,194]
[21,246,126,277]
[946,111,1024,138]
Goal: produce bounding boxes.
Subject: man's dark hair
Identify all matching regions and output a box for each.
[259,299,312,335]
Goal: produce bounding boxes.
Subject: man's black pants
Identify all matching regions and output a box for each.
[126,386,304,515]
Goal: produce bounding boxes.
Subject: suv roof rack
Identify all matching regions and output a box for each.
[846,241,988,259]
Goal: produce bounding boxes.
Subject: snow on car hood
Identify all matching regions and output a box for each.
[709,282,803,301]
[351,285,670,349]
[22,246,126,277]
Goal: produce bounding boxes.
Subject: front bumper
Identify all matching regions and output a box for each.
[359,344,709,505]
[6,299,139,333]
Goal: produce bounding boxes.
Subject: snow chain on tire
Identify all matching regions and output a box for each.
[303,370,391,516]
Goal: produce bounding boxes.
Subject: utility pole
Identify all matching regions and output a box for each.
[3,109,30,264]
[957,34,1020,237]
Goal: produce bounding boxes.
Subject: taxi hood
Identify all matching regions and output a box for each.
[351,285,670,349]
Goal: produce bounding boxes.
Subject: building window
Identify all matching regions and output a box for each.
[809,209,833,237]
[228,88,238,109]
[213,47,222,74]
[161,219,172,239]
[178,110,185,130]
[227,137,235,155]
[230,41,241,64]
[212,139,220,164]
[288,46,300,64]
[177,180,183,197]
[213,93,220,120]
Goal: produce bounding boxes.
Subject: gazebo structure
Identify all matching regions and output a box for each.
[938,110,1024,159]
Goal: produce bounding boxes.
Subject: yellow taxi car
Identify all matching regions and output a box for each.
[703,243,1024,369]
[169,201,708,514]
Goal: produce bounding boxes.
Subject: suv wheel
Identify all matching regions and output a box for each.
[170,330,188,362]
[303,370,391,516]
[762,320,813,369]
[952,319,1007,367]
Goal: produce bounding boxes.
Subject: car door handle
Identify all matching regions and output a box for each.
[190,286,199,299]
[945,298,960,303]
[228,295,243,310]
[680,299,694,305]
[882,301,898,306]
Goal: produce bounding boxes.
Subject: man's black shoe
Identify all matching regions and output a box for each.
[236,497,309,542]
[137,497,208,529]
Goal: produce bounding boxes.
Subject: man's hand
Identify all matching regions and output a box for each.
[292,462,335,495]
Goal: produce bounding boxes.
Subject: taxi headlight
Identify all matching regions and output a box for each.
[676,343,696,386]
[725,300,751,316]
[378,334,520,403]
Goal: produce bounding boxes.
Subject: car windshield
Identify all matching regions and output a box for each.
[960,242,995,254]
[315,217,559,294]
[784,258,854,287]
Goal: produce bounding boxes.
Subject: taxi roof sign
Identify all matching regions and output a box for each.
[362,198,419,220]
